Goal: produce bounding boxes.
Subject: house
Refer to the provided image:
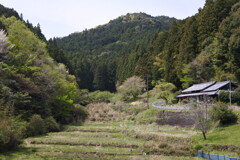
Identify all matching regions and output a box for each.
[177,81,237,103]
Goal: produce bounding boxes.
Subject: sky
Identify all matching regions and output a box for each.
[0,0,206,39]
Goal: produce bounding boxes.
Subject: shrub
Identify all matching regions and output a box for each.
[72,104,88,123]
[218,91,229,102]
[210,102,238,125]
[125,105,146,115]
[88,91,114,103]
[0,100,27,151]
[232,92,240,105]
[44,117,60,132]
[193,144,203,151]
[149,82,177,104]
[135,108,161,123]
[218,91,240,104]
[27,114,46,136]
[0,118,27,151]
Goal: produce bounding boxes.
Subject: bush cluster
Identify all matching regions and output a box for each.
[0,114,61,152]
[210,102,238,125]
[88,91,114,103]
[0,117,27,151]
[0,101,27,151]
[218,91,240,105]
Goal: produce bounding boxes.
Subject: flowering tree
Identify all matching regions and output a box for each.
[118,76,146,101]
[0,30,13,56]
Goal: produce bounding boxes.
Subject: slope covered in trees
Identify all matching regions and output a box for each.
[0,4,89,151]
[153,0,240,88]
[0,16,86,124]
[54,0,240,91]
[55,13,176,91]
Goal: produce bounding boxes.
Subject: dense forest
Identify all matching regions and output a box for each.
[153,0,240,88]
[54,13,176,91]
[54,0,240,91]
[0,5,87,125]
[1,0,239,122]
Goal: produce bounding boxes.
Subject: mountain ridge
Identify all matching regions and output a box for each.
[54,12,176,91]
[53,0,240,92]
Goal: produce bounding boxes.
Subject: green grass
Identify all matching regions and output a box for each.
[0,122,197,159]
[192,123,240,157]
[194,124,240,146]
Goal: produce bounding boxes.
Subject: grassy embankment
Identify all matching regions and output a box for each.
[193,123,240,157]
[0,102,239,160]
[0,122,200,160]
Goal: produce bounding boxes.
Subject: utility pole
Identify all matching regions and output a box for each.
[145,74,151,109]
[229,80,232,106]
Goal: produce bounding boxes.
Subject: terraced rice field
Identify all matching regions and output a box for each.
[0,122,201,160]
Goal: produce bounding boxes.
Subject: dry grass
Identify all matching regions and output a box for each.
[87,103,130,122]
[0,121,199,160]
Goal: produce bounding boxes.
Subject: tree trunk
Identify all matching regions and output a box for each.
[202,131,207,140]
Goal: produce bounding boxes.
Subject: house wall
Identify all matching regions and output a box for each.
[179,95,214,103]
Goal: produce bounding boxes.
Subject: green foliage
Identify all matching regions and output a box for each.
[88,90,114,103]
[0,4,21,20]
[55,13,176,91]
[150,81,177,104]
[193,123,240,146]
[0,16,85,125]
[193,144,203,151]
[218,91,240,105]
[125,105,146,115]
[0,99,27,151]
[44,117,60,132]
[153,0,240,88]
[0,4,46,41]
[117,76,146,102]
[210,102,238,125]
[27,114,46,136]
[48,0,240,91]
[181,51,215,88]
[72,104,88,123]
[135,108,161,123]
[218,91,229,102]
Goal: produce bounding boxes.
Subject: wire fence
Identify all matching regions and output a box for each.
[196,152,240,160]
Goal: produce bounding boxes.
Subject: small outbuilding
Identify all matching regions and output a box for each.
[177,81,237,103]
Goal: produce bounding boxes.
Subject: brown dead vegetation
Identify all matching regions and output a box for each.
[87,103,130,122]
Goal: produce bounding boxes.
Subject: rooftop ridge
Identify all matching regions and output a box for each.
[182,81,216,93]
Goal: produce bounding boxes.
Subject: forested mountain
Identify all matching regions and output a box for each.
[0,5,86,124]
[54,13,176,91]
[153,0,240,88]
[54,0,240,91]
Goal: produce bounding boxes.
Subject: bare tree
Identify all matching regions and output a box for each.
[191,103,212,140]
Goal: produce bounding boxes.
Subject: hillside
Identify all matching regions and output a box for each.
[0,4,88,126]
[54,0,240,92]
[152,0,240,88]
[54,13,176,91]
